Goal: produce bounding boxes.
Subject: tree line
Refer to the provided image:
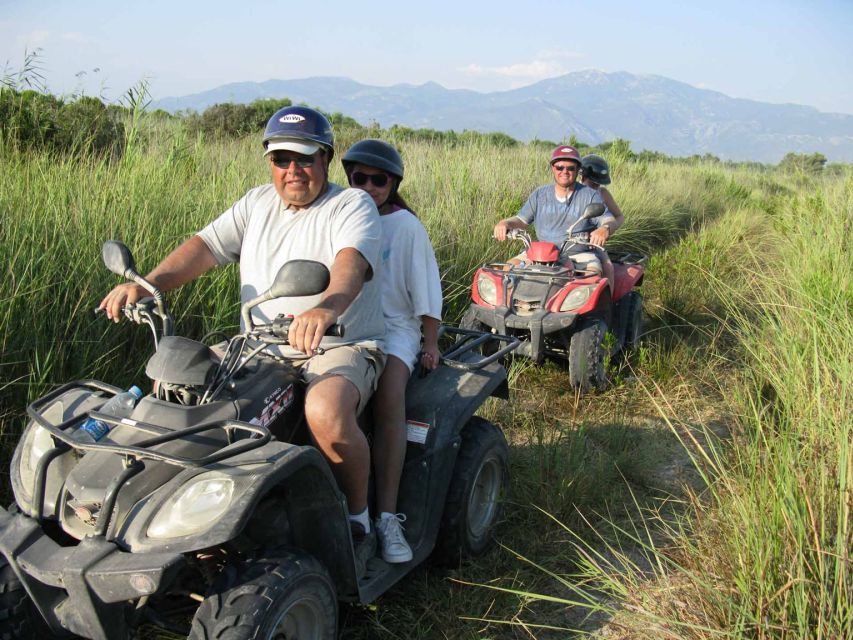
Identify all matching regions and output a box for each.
[0,84,840,175]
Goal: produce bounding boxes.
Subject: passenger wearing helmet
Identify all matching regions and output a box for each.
[99,106,385,559]
[342,139,442,564]
[493,145,617,274]
[580,153,624,235]
[580,153,624,290]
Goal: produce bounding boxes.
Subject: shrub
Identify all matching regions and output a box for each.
[0,88,124,155]
[778,151,827,175]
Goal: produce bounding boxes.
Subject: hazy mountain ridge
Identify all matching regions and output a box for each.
[153,71,853,162]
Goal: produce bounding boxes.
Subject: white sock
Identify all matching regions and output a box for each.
[378,511,396,521]
[348,507,370,533]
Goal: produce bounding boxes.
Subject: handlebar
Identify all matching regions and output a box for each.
[252,315,345,345]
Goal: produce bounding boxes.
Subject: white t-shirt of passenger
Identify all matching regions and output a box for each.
[379,208,442,371]
[197,183,384,358]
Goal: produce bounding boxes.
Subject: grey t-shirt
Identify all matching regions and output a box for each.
[197,182,384,357]
[516,183,615,250]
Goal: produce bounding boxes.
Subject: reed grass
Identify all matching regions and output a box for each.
[1,114,850,638]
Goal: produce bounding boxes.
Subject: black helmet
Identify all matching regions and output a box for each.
[341,139,404,180]
[262,106,335,159]
[580,154,611,185]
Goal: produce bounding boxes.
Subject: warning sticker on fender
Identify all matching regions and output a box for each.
[406,419,431,444]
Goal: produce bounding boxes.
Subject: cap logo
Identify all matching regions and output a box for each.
[560,147,573,153]
[279,114,306,124]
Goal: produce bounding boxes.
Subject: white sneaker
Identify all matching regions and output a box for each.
[375,513,413,563]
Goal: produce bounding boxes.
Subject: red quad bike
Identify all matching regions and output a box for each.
[461,203,647,391]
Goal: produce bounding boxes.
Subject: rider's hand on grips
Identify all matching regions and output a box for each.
[98,283,148,323]
[493,220,511,242]
[288,307,337,356]
[589,227,610,248]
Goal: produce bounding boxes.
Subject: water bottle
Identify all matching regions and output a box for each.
[74,386,143,443]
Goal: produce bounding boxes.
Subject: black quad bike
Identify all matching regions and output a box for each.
[462,203,647,391]
[0,241,519,640]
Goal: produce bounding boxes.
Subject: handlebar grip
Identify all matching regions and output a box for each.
[326,324,344,338]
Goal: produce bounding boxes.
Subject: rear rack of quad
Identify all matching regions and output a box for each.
[25,380,271,532]
[610,252,648,265]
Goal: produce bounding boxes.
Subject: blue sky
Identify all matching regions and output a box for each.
[1,0,851,114]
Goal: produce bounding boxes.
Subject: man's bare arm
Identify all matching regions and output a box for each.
[287,247,370,355]
[98,235,219,321]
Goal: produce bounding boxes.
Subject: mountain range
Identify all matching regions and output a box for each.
[152,70,853,163]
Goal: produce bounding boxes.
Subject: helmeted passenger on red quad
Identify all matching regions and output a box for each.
[342,139,443,565]
[99,105,385,558]
[493,145,617,274]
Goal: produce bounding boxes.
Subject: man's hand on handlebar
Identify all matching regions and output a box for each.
[98,283,150,323]
[287,306,338,356]
[493,220,512,242]
[589,226,611,248]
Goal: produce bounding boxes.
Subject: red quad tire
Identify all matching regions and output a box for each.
[617,291,643,352]
[568,319,607,391]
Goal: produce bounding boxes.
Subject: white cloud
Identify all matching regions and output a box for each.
[458,49,585,83]
[16,29,50,49]
[61,32,90,45]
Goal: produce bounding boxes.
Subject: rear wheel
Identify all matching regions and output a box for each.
[434,417,509,564]
[568,319,607,392]
[190,552,337,640]
[618,292,643,351]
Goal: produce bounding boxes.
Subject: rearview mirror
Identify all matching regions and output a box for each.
[268,260,331,298]
[582,203,605,220]
[102,240,136,277]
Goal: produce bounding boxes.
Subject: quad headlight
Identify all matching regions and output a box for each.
[476,274,498,306]
[559,285,595,312]
[17,424,57,501]
[148,473,235,539]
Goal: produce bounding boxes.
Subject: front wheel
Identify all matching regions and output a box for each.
[460,307,499,357]
[568,319,607,392]
[0,559,55,639]
[190,552,337,640]
[434,417,509,564]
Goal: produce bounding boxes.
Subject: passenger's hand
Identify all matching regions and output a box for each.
[288,307,337,356]
[589,227,611,248]
[420,341,441,370]
[98,283,149,323]
[493,220,511,242]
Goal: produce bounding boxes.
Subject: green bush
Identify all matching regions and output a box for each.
[779,151,827,174]
[0,88,124,155]
[185,97,295,139]
[56,96,125,155]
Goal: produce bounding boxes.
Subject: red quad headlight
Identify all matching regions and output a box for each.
[474,269,500,307]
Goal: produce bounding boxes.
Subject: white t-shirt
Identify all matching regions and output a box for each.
[379,208,442,371]
[197,183,384,357]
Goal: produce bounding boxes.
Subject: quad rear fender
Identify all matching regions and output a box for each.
[383,358,508,580]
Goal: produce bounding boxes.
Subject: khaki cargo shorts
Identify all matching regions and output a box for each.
[294,345,386,415]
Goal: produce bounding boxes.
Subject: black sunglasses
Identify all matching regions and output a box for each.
[350,171,390,188]
[270,151,316,169]
[552,163,579,173]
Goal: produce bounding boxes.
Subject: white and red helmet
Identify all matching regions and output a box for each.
[550,145,582,166]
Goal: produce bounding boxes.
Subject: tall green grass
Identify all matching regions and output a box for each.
[502,174,852,638]
[2,114,849,638]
